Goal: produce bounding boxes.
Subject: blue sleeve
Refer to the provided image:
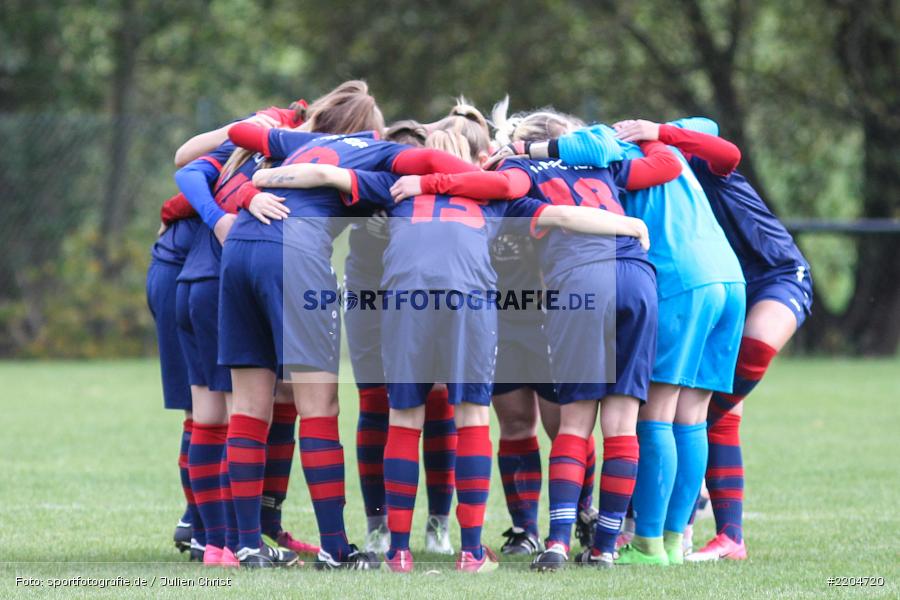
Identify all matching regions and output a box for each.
[556,124,626,168]
[666,117,720,136]
[267,130,324,159]
[347,170,400,209]
[174,152,230,230]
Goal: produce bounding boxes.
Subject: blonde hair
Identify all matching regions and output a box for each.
[491,95,584,144]
[426,97,491,163]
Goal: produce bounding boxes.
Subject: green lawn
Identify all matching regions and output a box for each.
[1,358,898,599]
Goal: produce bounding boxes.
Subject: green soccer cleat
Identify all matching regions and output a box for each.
[616,543,669,566]
[663,531,685,565]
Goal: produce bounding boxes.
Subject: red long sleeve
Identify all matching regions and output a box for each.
[658,124,741,176]
[420,168,532,200]
[228,122,269,155]
[391,148,480,175]
[160,193,196,224]
[624,140,683,191]
[234,181,262,210]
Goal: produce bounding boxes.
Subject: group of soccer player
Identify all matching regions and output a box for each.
[146,80,813,572]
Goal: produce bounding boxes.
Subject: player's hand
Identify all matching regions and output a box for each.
[213,213,237,244]
[390,176,422,202]
[157,222,168,237]
[365,210,389,239]
[632,217,650,251]
[247,193,289,225]
[613,119,660,142]
[483,141,529,170]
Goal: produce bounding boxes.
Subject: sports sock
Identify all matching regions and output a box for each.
[219,449,238,551]
[300,416,351,560]
[632,421,676,539]
[707,412,744,543]
[179,419,193,523]
[455,425,492,558]
[423,387,457,517]
[593,435,639,554]
[384,425,421,555]
[547,433,588,550]
[497,436,542,536]
[261,402,297,538]
[578,434,596,512]
[188,423,228,548]
[227,414,268,550]
[664,422,709,535]
[708,337,777,425]
[356,386,389,520]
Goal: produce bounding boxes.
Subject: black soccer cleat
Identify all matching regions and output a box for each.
[188,538,205,562]
[574,548,614,568]
[500,527,543,556]
[530,543,569,571]
[173,520,192,553]
[314,544,381,570]
[236,543,299,568]
[574,506,599,548]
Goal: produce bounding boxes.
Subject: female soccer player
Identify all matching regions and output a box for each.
[391,104,681,570]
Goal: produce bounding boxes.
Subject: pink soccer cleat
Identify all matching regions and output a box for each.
[685,533,747,562]
[384,549,414,573]
[220,547,240,568]
[202,546,223,566]
[276,531,320,556]
[456,546,499,573]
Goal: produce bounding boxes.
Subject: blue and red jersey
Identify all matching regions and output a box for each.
[345,170,548,291]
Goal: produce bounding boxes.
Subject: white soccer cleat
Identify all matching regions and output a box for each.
[425,515,454,555]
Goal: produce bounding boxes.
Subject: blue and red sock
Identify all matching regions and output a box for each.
[455,425,492,558]
[226,413,268,551]
[219,450,238,551]
[188,423,228,548]
[708,337,777,426]
[592,435,638,555]
[300,416,350,560]
[547,433,588,550]
[423,388,456,517]
[578,435,596,512]
[707,412,744,543]
[356,386,389,519]
[384,425,421,555]
[179,419,196,529]
[261,402,297,538]
[497,436,541,536]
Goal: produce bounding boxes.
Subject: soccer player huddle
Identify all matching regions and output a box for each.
[146,80,813,572]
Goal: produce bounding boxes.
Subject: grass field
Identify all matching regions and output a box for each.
[1,357,898,599]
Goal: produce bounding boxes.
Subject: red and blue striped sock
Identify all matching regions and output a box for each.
[300,416,351,560]
[547,433,588,549]
[188,423,228,548]
[384,425,421,555]
[219,450,238,551]
[497,436,541,536]
[356,386,389,519]
[179,419,195,529]
[261,402,297,538]
[423,388,456,517]
[707,412,744,543]
[456,425,492,558]
[708,337,777,426]
[578,435,596,512]
[592,435,639,554]
[227,413,268,550]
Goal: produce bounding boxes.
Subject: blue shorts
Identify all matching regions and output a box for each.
[746,267,813,328]
[382,295,496,410]
[547,259,658,404]
[176,279,232,392]
[343,272,384,388]
[654,282,747,393]
[492,316,557,401]
[146,260,192,411]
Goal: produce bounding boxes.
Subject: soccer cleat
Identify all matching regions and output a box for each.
[173,520,192,552]
[615,544,669,566]
[236,543,299,568]
[574,548,614,568]
[530,543,568,571]
[269,530,320,556]
[203,545,223,566]
[683,524,694,556]
[314,545,381,570]
[685,533,747,562]
[663,532,684,566]
[425,515,454,555]
[220,547,240,568]
[364,521,390,554]
[615,517,635,550]
[188,538,205,562]
[574,506,599,548]
[384,549,414,573]
[500,527,543,556]
[456,546,499,573]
